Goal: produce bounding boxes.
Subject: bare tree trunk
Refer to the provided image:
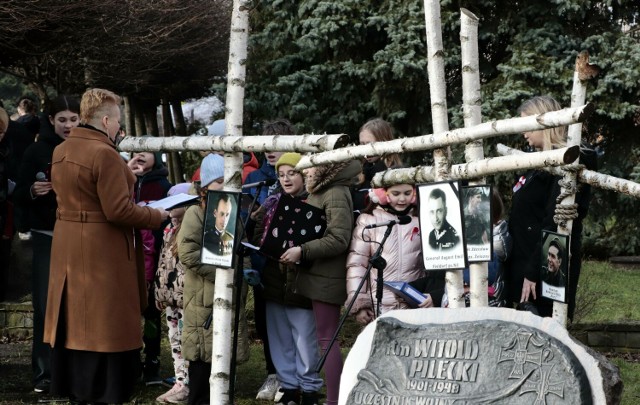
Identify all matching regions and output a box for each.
[460,8,488,308]
[123,96,134,137]
[161,99,179,184]
[134,102,146,137]
[169,100,187,182]
[144,104,159,137]
[210,1,250,403]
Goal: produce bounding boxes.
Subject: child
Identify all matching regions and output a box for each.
[154,183,191,403]
[345,184,427,324]
[280,159,361,405]
[177,154,225,405]
[253,153,323,405]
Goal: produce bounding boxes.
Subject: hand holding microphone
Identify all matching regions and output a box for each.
[30,172,53,198]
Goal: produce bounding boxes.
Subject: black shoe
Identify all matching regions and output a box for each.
[33,379,50,393]
[275,387,300,405]
[143,359,162,386]
[300,391,321,405]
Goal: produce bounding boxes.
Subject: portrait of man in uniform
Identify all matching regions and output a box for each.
[418,182,467,270]
[542,237,566,287]
[427,187,460,251]
[202,191,239,268]
[540,231,569,302]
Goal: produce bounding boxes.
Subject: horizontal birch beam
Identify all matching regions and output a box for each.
[118,134,350,153]
[497,144,640,198]
[370,146,579,187]
[296,104,594,169]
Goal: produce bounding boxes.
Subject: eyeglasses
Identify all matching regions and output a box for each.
[278,171,300,180]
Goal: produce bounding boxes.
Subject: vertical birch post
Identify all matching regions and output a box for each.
[460,9,488,307]
[210,0,249,403]
[424,0,465,308]
[552,53,591,327]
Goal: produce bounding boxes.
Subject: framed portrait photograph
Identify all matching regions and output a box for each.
[462,185,492,262]
[201,190,241,269]
[540,230,570,302]
[417,181,467,270]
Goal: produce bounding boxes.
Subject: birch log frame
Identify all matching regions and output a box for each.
[423,0,466,308]
[497,144,640,198]
[461,8,488,307]
[371,146,580,187]
[295,104,593,170]
[211,0,250,403]
[118,133,350,153]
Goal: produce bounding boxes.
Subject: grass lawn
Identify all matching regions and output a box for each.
[574,261,640,323]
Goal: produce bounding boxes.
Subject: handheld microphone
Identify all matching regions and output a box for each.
[242,178,277,189]
[35,172,47,182]
[364,215,412,229]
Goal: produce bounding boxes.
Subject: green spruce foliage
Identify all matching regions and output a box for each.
[242,0,640,256]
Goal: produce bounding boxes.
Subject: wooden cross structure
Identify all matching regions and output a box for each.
[117,1,640,403]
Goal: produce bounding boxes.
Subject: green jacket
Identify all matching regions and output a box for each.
[296,160,361,305]
[178,204,216,363]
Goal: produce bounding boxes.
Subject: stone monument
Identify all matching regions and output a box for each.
[340,308,622,405]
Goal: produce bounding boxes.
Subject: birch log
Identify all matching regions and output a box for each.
[552,52,597,326]
[371,146,580,187]
[497,144,640,198]
[295,104,593,169]
[211,1,250,403]
[118,133,349,153]
[423,0,465,308]
[460,8,487,307]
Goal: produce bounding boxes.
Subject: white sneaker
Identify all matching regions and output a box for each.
[255,373,279,400]
[18,232,32,241]
[156,381,189,403]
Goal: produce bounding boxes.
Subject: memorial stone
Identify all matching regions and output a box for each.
[340,308,622,405]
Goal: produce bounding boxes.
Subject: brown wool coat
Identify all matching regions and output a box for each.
[43,126,162,352]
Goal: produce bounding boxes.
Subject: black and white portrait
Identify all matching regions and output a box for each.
[201,190,240,268]
[418,181,467,270]
[463,185,492,262]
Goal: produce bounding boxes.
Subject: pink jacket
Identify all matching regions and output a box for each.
[345,207,423,315]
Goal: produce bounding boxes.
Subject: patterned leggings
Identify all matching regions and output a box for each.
[165,306,188,383]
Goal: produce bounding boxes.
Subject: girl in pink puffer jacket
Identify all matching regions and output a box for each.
[346,183,436,325]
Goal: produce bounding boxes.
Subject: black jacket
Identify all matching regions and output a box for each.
[14,123,64,231]
[506,149,596,318]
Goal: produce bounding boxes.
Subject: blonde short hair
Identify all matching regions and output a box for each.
[80,88,121,124]
[518,95,567,151]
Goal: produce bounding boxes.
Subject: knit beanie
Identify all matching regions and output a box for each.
[207,119,226,136]
[275,153,302,172]
[200,154,224,187]
[168,182,191,196]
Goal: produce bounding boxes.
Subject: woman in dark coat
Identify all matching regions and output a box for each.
[507,95,595,320]
[14,95,80,394]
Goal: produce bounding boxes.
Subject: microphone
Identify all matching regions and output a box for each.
[242,178,277,189]
[36,172,47,182]
[364,215,412,229]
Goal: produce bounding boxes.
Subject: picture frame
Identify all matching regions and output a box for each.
[417,181,467,271]
[462,185,492,262]
[540,230,570,302]
[201,190,241,269]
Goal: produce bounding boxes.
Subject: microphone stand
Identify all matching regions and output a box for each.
[227,183,265,403]
[316,222,393,372]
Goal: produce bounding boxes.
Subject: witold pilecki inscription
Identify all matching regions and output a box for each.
[345,317,591,405]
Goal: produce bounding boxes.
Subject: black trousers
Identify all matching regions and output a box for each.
[188,360,211,405]
[142,283,161,361]
[31,232,52,385]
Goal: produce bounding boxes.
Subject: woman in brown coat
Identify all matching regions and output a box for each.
[44,88,168,404]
